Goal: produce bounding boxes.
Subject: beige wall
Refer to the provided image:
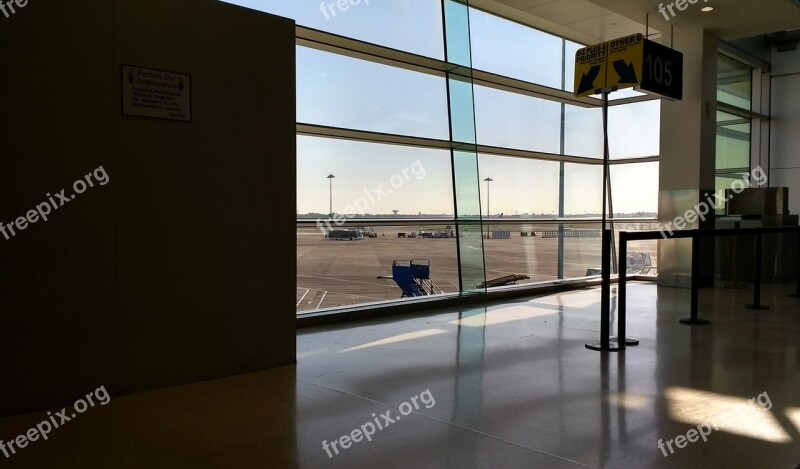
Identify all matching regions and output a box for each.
[657,28,718,287]
[0,0,296,416]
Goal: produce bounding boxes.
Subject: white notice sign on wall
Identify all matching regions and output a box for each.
[121,65,191,122]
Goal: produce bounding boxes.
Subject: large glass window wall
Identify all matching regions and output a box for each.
[223,0,661,313]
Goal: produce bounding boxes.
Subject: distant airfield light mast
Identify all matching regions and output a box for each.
[326,174,335,218]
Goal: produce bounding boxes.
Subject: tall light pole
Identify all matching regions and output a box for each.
[326,174,335,217]
[484,177,493,238]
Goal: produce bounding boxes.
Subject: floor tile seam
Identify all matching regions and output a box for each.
[405,412,595,468]
[300,380,594,468]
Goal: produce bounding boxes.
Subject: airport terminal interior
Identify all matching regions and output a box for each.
[1,0,799,467]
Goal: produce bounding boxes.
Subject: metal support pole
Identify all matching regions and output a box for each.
[586,91,622,352]
[680,233,710,325]
[611,232,639,346]
[745,230,770,310]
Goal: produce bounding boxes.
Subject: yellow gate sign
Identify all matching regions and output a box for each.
[574,42,608,97]
[574,33,644,97]
[607,34,644,90]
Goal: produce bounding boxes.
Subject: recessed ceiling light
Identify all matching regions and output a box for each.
[701,6,714,12]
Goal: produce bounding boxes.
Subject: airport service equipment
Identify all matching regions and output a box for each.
[379,259,443,298]
[477,274,530,289]
[328,229,364,241]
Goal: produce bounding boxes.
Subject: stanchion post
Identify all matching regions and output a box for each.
[619,233,627,343]
[745,230,770,310]
[611,232,639,346]
[680,232,710,325]
[587,229,623,351]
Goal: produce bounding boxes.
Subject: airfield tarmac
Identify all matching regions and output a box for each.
[297,225,658,312]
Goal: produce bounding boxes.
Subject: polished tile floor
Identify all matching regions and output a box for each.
[1,282,799,468]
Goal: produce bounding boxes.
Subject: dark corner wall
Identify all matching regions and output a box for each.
[0,0,296,416]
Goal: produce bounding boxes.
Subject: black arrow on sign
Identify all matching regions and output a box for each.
[613,60,638,83]
[577,65,602,95]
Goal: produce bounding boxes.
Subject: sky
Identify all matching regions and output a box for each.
[223,0,661,216]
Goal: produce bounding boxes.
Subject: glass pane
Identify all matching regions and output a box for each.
[608,100,661,158]
[561,223,603,277]
[483,222,559,284]
[613,222,661,275]
[565,101,660,159]
[444,0,472,66]
[297,136,454,217]
[297,223,458,312]
[563,163,603,216]
[564,41,582,93]
[609,162,659,217]
[297,135,458,313]
[453,150,486,292]
[469,8,563,88]
[449,76,477,144]
[477,155,560,217]
[718,55,752,110]
[223,0,445,60]
[298,47,450,140]
[716,110,751,214]
[474,85,561,152]
[716,111,751,171]
[564,104,602,158]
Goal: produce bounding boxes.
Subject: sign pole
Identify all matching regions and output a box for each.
[575,34,683,351]
[586,90,623,352]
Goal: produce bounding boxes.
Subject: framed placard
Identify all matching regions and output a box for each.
[121,65,191,122]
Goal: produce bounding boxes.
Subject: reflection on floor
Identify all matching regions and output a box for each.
[1,282,799,468]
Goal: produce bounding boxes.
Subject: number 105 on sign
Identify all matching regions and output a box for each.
[645,54,674,87]
[639,40,683,100]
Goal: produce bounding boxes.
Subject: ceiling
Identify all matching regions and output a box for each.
[473,0,800,44]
